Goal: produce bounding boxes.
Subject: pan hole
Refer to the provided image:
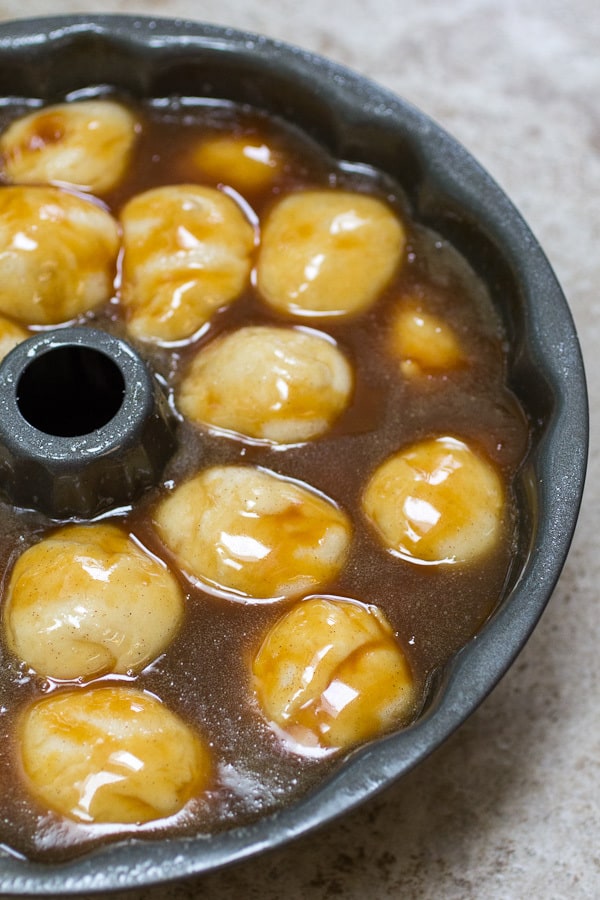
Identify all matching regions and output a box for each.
[17,345,125,437]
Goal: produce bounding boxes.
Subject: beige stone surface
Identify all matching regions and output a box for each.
[0,1,597,897]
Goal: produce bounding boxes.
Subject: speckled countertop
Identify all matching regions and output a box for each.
[0,2,597,898]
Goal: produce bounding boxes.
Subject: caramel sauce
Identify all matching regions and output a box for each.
[0,95,530,861]
[24,112,66,151]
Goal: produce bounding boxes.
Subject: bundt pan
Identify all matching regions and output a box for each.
[0,14,587,895]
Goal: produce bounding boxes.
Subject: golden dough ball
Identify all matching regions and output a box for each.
[120,185,255,343]
[0,315,27,361]
[390,300,466,377]
[252,596,415,753]
[192,135,283,192]
[178,325,353,444]
[362,435,505,565]
[0,100,139,194]
[153,466,351,602]
[256,190,405,317]
[0,186,119,325]
[3,523,184,680]
[19,685,211,824]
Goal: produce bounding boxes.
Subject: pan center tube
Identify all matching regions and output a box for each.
[0,327,177,519]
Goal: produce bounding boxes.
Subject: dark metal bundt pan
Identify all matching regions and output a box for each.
[0,15,587,895]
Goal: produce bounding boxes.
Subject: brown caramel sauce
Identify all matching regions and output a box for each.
[0,94,530,861]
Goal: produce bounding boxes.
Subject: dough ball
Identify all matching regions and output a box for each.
[3,523,184,680]
[362,435,505,564]
[0,186,119,325]
[153,466,351,602]
[0,100,139,194]
[256,190,405,317]
[252,596,415,753]
[390,300,466,377]
[178,325,353,444]
[120,185,255,343]
[19,685,211,824]
[191,135,283,192]
[0,315,27,361]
